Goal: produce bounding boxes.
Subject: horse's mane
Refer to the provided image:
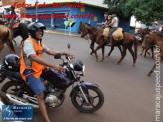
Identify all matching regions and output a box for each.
[82,22,99,30]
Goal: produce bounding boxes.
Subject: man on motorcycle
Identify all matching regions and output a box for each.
[20,22,74,122]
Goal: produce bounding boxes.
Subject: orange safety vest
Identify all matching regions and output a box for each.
[20,37,45,81]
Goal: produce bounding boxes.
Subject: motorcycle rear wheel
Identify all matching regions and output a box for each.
[71,87,104,113]
[1,81,34,105]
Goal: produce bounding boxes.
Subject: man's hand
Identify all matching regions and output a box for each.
[69,54,75,59]
[52,65,64,73]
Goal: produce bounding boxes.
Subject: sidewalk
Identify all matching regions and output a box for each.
[45,28,81,38]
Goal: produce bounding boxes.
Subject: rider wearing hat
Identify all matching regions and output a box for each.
[107,12,119,45]
[152,21,159,32]
[101,12,109,28]
[20,22,74,122]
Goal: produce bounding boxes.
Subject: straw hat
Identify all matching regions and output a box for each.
[154,21,158,25]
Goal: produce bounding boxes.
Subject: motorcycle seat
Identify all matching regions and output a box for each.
[1,66,23,81]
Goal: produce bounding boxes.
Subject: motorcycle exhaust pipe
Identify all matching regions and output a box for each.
[5,93,39,108]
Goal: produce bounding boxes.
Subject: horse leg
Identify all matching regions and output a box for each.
[100,46,105,62]
[151,46,154,59]
[94,43,105,61]
[106,46,114,57]
[6,39,15,53]
[118,46,123,56]
[140,48,144,55]
[116,47,127,65]
[144,47,151,57]
[90,40,95,55]
[147,63,156,76]
[128,47,136,67]
[0,42,4,53]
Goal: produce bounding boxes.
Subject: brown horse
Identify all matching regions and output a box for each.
[135,28,154,58]
[78,22,122,61]
[0,25,15,53]
[78,22,138,66]
[144,33,163,76]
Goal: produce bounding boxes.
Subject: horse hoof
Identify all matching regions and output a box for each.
[100,59,104,62]
[147,73,151,77]
[116,62,120,65]
[106,55,110,58]
[132,64,135,67]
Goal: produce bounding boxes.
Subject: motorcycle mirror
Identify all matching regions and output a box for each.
[67,43,71,49]
[54,53,61,59]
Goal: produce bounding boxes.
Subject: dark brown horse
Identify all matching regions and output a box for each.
[135,28,154,58]
[144,33,163,76]
[78,22,138,66]
[0,25,15,53]
[0,20,29,45]
[78,22,122,61]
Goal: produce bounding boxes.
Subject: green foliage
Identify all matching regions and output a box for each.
[103,0,163,25]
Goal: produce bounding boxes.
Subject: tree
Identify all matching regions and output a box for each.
[103,0,163,25]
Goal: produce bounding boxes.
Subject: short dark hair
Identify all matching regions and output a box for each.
[104,12,108,15]
[112,12,119,17]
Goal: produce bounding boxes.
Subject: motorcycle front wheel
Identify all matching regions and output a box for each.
[71,86,104,113]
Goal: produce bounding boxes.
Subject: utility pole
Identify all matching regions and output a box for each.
[36,0,38,22]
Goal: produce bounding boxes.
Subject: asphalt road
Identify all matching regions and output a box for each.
[0,33,162,122]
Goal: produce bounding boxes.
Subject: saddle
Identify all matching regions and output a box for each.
[112,28,123,41]
[103,27,124,41]
[103,28,110,37]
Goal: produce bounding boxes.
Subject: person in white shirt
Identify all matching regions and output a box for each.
[159,22,163,33]
[107,12,119,46]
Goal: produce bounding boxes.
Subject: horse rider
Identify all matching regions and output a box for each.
[102,12,109,28]
[8,5,17,29]
[152,21,159,32]
[105,15,113,28]
[107,12,119,46]
[159,22,163,34]
[4,8,11,26]
[97,12,108,28]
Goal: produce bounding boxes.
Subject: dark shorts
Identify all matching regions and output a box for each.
[23,69,46,95]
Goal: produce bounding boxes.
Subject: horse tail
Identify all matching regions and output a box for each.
[4,29,15,53]
[133,36,138,62]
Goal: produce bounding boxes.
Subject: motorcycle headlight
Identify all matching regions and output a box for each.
[82,65,85,76]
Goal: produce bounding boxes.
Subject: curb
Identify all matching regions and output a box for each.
[0,101,3,111]
[45,30,81,38]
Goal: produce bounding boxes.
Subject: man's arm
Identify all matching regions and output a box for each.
[29,54,64,72]
[46,50,75,58]
[108,19,116,27]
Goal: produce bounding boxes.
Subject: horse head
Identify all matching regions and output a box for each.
[78,21,82,34]
[79,23,89,38]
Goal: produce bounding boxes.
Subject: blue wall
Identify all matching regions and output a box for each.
[26,4,130,33]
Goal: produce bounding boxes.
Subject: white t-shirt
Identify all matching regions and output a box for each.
[111,17,118,27]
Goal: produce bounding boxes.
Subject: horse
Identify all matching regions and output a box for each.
[144,33,163,76]
[78,22,138,66]
[0,25,15,53]
[12,22,29,43]
[78,22,123,61]
[135,28,154,58]
[0,20,29,45]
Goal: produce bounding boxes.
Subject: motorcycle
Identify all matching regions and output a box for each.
[0,45,104,113]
